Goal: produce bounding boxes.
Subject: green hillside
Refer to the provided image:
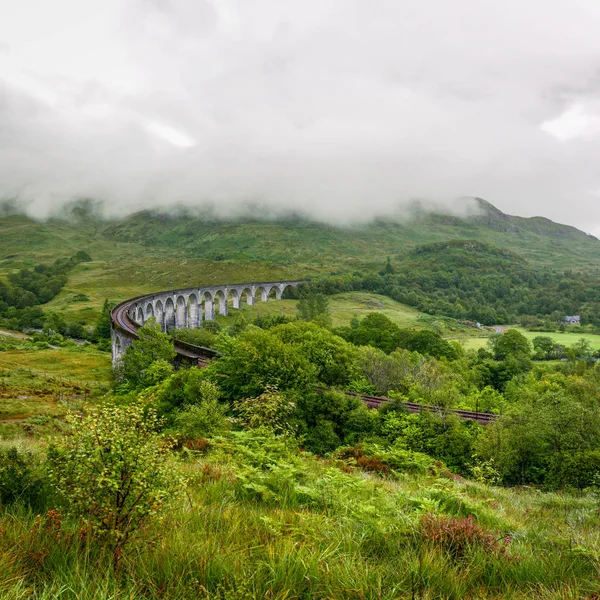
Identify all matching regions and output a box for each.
[2,198,599,277]
[99,198,600,269]
[1,198,599,329]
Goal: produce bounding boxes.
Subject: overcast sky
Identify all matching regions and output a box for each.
[2,1,600,233]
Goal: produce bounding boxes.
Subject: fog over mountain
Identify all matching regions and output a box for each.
[2,1,600,233]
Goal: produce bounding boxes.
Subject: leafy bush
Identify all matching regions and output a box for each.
[295,390,375,455]
[270,321,358,387]
[0,446,46,508]
[120,318,176,388]
[235,387,296,437]
[174,400,229,440]
[146,368,221,419]
[48,401,186,567]
[335,444,436,477]
[214,329,317,399]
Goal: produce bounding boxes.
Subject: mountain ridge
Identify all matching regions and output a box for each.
[1,198,599,273]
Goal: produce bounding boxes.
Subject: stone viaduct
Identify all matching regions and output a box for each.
[110,280,305,367]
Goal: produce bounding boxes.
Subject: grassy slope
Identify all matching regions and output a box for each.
[2,431,600,598]
[100,200,600,270]
[216,292,424,328]
[0,335,112,437]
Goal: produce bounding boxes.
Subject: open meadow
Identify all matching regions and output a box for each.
[460,329,600,352]
[0,335,112,438]
[216,292,424,329]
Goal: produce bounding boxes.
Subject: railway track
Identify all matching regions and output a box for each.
[111,297,218,364]
[342,391,498,424]
[112,297,498,424]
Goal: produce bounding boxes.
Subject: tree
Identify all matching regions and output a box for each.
[48,401,185,568]
[173,397,228,440]
[398,329,459,360]
[570,338,593,360]
[296,390,374,454]
[213,329,317,400]
[533,336,555,360]
[270,321,358,387]
[489,329,531,361]
[296,292,332,328]
[148,367,221,417]
[121,318,176,388]
[379,257,395,276]
[95,298,113,341]
[338,313,401,354]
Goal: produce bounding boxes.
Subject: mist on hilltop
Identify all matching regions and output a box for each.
[2,1,600,233]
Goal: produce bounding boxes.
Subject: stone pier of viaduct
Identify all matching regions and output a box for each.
[110,280,305,366]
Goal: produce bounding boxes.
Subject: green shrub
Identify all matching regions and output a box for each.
[174,400,229,440]
[235,387,296,437]
[145,368,220,418]
[0,446,46,508]
[547,450,600,490]
[120,319,176,389]
[295,390,375,455]
[335,443,436,477]
[48,401,186,567]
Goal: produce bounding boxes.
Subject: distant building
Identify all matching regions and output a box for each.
[564,316,581,325]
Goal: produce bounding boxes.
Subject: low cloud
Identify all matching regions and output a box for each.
[1,0,600,231]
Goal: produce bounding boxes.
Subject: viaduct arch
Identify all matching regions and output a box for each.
[110,280,305,367]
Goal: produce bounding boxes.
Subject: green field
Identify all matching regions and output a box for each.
[460,328,600,351]
[218,292,425,329]
[0,338,112,437]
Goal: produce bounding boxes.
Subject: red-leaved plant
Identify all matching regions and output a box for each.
[420,513,510,559]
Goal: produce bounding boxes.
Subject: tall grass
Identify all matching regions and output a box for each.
[1,432,600,598]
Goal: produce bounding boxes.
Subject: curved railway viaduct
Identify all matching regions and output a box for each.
[110,280,305,367]
[111,280,498,425]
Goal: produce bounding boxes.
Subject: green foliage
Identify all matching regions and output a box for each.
[0,252,92,331]
[0,446,46,508]
[270,321,357,387]
[337,312,458,359]
[120,318,176,388]
[297,291,332,327]
[94,298,113,341]
[378,410,479,473]
[532,335,560,360]
[337,312,400,353]
[469,456,501,485]
[213,329,317,400]
[3,416,600,597]
[295,390,375,455]
[489,329,531,361]
[334,443,436,476]
[379,256,395,276]
[356,346,424,395]
[299,239,600,328]
[173,399,228,440]
[234,387,296,437]
[476,371,600,487]
[172,326,219,348]
[47,401,185,564]
[144,367,220,420]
